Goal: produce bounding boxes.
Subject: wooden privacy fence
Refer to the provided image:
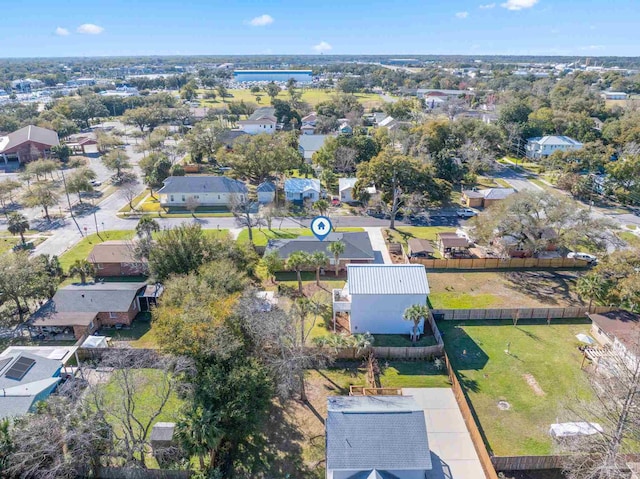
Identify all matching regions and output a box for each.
[92,468,190,479]
[433,306,612,321]
[409,256,590,270]
[444,353,500,479]
[331,344,444,360]
[491,455,565,471]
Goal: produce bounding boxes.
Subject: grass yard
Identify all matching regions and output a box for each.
[428,270,584,309]
[97,313,159,348]
[239,227,364,247]
[100,368,184,468]
[198,88,386,110]
[619,231,640,248]
[59,230,135,272]
[439,319,595,456]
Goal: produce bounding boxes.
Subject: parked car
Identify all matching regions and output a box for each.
[90,180,102,187]
[456,208,477,218]
[567,252,597,264]
[331,198,341,206]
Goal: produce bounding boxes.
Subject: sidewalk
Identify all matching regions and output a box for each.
[364,227,392,264]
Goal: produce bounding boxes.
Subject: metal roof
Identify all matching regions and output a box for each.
[298,134,331,153]
[257,181,276,192]
[347,265,429,295]
[158,176,248,195]
[339,178,358,192]
[326,395,431,471]
[284,178,320,194]
[527,135,583,147]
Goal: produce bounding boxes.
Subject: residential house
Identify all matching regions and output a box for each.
[265,232,375,271]
[600,91,628,101]
[338,178,377,203]
[257,181,276,204]
[301,112,317,134]
[378,115,399,130]
[301,124,316,135]
[65,132,98,155]
[0,349,66,419]
[0,125,59,164]
[88,240,147,277]
[326,395,431,479]
[237,107,277,135]
[157,175,248,208]
[407,238,435,259]
[298,134,331,163]
[332,264,430,334]
[525,136,584,159]
[436,232,471,258]
[29,282,162,339]
[338,122,353,135]
[588,310,640,365]
[284,178,321,203]
[462,187,515,208]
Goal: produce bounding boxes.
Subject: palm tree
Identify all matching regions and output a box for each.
[136,216,160,241]
[287,251,312,294]
[310,251,328,286]
[403,304,430,344]
[7,212,29,246]
[576,272,608,312]
[327,241,345,277]
[69,259,96,284]
[313,199,329,216]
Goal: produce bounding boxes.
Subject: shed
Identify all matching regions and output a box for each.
[150,422,176,449]
[407,238,435,258]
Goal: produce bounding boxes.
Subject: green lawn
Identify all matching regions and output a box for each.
[59,230,136,272]
[97,313,160,348]
[430,291,502,309]
[198,88,386,109]
[440,319,595,456]
[619,231,640,248]
[239,227,364,247]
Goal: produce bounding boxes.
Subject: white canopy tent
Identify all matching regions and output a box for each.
[81,335,109,349]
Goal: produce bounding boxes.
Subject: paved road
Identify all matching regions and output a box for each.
[493,164,542,193]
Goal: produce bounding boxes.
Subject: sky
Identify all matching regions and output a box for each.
[1,0,639,58]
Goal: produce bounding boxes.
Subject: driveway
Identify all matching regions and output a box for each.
[364,227,392,264]
[404,388,486,479]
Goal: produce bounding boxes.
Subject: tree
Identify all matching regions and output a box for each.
[136,216,160,241]
[356,149,449,228]
[0,252,50,324]
[231,197,263,244]
[470,191,614,258]
[103,150,132,180]
[7,212,29,246]
[22,183,59,221]
[184,121,228,163]
[0,179,21,216]
[313,198,329,216]
[262,251,284,284]
[66,167,96,204]
[287,251,312,294]
[310,251,328,286]
[180,80,198,101]
[69,259,96,284]
[122,106,165,132]
[185,196,200,218]
[403,304,429,343]
[327,240,345,277]
[51,144,72,162]
[576,272,609,312]
[139,153,172,197]
[264,82,280,102]
[215,84,228,102]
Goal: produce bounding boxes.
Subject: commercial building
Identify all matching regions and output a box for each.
[233,70,313,83]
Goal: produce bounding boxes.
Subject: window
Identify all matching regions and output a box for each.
[218,195,220,199]
[97,263,104,270]
[181,195,185,201]
[170,195,174,202]
[109,312,118,319]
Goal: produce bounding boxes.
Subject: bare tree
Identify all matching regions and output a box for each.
[185,196,200,217]
[121,180,140,210]
[560,331,640,479]
[86,350,183,469]
[230,196,264,244]
[335,146,357,174]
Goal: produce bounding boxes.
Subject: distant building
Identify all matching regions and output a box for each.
[525,135,584,159]
[0,125,59,164]
[233,70,313,83]
[66,78,96,87]
[157,175,248,207]
[600,91,628,101]
[284,178,321,203]
[11,78,44,92]
[237,107,277,135]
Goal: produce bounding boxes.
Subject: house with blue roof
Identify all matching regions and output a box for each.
[284,178,321,204]
[326,395,431,479]
[257,181,276,204]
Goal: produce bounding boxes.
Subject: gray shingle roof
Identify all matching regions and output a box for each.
[298,134,330,153]
[0,125,60,153]
[326,395,431,471]
[347,265,430,295]
[248,107,276,121]
[346,471,401,479]
[482,187,515,200]
[265,232,375,260]
[158,176,248,195]
[46,282,146,314]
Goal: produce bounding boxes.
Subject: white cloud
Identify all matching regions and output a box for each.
[579,45,605,51]
[501,0,539,10]
[77,23,104,34]
[55,27,70,36]
[313,41,332,53]
[456,11,469,18]
[479,3,496,8]
[249,14,274,26]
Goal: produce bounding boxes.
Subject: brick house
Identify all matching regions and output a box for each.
[29,282,162,340]
[88,241,148,277]
[0,125,59,165]
[461,188,515,208]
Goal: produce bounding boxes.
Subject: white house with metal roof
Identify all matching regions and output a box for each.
[525,135,584,159]
[284,178,321,204]
[326,395,431,479]
[333,265,430,335]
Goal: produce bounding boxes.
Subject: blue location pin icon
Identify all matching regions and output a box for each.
[311,216,332,241]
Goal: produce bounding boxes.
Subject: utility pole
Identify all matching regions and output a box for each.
[61,170,84,237]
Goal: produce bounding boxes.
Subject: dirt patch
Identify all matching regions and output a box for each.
[523,373,545,396]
